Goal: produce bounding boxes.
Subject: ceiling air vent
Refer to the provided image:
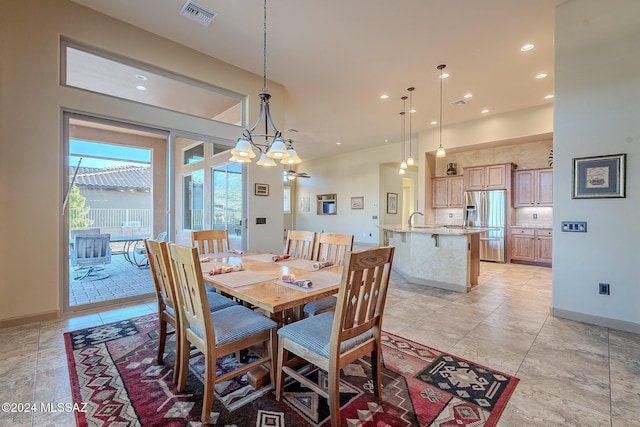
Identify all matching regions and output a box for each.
[179,1,216,26]
[450,99,467,107]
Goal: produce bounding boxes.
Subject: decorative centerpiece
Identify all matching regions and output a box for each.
[447,163,457,175]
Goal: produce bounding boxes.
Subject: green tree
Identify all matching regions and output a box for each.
[69,184,94,229]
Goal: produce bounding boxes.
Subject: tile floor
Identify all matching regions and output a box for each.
[1,262,639,426]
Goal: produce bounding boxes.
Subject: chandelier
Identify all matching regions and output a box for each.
[229,0,301,166]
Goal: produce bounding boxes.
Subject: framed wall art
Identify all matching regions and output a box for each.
[351,196,364,209]
[254,183,269,196]
[386,192,398,214]
[572,153,626,199]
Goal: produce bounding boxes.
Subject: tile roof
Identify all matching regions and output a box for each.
[71,165,151,191]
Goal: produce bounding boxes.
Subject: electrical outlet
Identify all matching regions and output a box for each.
[599,283,610,295]
[533,213,538,219]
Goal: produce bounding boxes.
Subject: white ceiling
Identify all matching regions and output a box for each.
[71,0,563,161]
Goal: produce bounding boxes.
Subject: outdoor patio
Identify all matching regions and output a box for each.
[69,249,155,306]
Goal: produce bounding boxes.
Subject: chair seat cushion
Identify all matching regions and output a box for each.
[192,305,277,347]
[206,291,237,312]
[166,292,235,318]
[277,312,373,359]
[303,296,337,315]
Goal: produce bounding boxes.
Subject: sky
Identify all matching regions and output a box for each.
[69,139,151,168]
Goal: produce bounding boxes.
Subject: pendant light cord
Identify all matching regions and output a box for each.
[438,65,445,150]
[262,0,268,93]
[408,87,414,158]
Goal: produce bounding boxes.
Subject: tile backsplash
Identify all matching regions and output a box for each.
[515,207,553,227]
[435,208,465,225]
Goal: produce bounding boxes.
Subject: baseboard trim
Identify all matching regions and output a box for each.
[552,307,640,334]
[0,310,60,329]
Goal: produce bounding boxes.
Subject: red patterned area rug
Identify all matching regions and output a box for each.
[64,314,518,426]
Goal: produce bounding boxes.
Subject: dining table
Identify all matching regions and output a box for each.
[200,251,342,325]
[200,251,343,388]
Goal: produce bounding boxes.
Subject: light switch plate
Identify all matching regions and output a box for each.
[561,221,587,232]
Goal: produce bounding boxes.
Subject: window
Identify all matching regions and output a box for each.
[63,42,244,126]
[283,187,292,214]
[183,143,204,165]
[183,170,204,230]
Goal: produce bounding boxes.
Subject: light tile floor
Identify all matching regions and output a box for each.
[1,262,639,426]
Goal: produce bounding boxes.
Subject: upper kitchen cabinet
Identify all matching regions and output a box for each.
[464,163,514,191]
[513,168,553,207]
[432,176,464,208]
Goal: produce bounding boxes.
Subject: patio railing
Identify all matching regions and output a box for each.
[70,208,151,228]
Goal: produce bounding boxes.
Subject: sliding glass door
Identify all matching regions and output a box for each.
[63,113,168,311]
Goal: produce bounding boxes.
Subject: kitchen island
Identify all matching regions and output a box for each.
[379,225,484,293]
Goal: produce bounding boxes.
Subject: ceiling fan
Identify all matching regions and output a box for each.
[285,167,310,180]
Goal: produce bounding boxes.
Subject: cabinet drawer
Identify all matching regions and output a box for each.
[536,229,552,237]
[511,228,535,236]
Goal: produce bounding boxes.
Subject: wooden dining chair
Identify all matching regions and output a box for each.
[191,229,230,255]
[168,243,278,423]
[284,230,316,259]
[303,232,354,315]
[275,246,395,427]
[145,239,238,384]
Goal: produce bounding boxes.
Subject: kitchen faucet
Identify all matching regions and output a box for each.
[408,211,424,228]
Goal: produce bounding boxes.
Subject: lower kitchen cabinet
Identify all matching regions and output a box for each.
[510,227,552,266]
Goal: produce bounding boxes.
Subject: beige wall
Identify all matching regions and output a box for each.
[0,0,283,324]
[552,0,640,331]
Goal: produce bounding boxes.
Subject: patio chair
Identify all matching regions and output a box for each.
[284,230,315,259]
[168,243,277,423]
[133,231,168,267]
[145,238,237,384]
[71,234,112,280]
[303,232,354,315]
[275,246,395,427]
[191,229,230,255]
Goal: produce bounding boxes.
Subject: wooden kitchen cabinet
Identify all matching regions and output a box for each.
[432,176,464,208]
[464,163,512,190]
[513,168,553,207]
[510,227,552,266]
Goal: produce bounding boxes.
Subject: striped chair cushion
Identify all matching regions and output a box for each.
[303,296,337,315]
[277,312,373,359]
[165,292,236,318]
[191,305,277,347]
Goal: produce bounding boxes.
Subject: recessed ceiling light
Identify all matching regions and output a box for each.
[544,94,554,99]
[135,74,147,80]
[384,139,390,143]
[481,109,490,114]
[135,85,147,91]
[410,108,416,113]
[336,141,341,145]
[440,73,450,79]
[430,121,438,125]
[463,93,473,99]
[380,94,389,99]
[521,43,535,52]
[536,73,548,79]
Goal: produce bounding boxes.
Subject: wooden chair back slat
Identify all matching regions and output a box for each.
[313,232,354,266]
[191,230,230,255]
[284,230,315,259]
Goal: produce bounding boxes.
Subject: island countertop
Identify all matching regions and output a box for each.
[378,224,487,235]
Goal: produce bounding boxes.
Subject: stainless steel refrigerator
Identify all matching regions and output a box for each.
[464,190,506,262]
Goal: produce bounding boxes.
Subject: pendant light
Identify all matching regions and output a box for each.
[406,87,415,166]
[399,95,407,174]
[436,64,447,158]
[230,0,299,165]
